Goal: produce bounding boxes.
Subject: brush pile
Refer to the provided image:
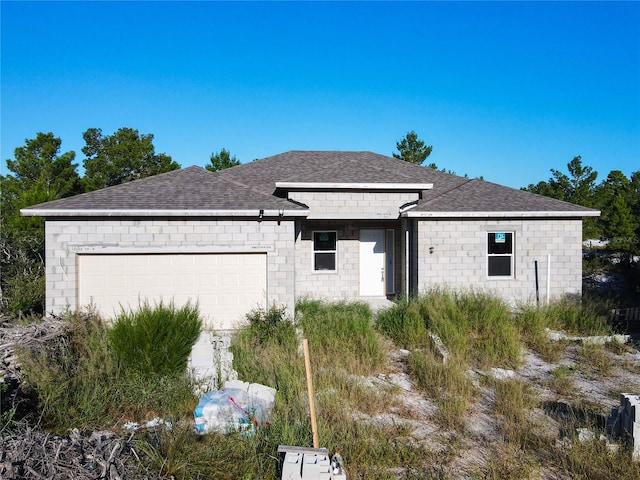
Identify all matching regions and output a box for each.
[0,426,155,480]
[0,316,154,479]
[1,315,64,383]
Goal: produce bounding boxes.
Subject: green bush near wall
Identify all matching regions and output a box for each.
[108,300,202,377]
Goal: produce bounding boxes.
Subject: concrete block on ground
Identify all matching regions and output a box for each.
[428,332,449,363]
[609,393,640,461]
[302,455,320,480]
[489,368,515,380]
[189,332,238,393]
[282,453,303,480]
[224,379,276,405]
[634,422,640,461]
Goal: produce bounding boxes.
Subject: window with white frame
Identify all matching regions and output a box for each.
[487,232,513,277]
[313,231,337,271]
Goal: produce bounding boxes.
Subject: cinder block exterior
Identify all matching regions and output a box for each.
[288,191,419,218]
[294,220,405,300]
[44,215,585,323]
[289,190,411,301]
[414,218,583,304]
[44,217,296,320]
[31,156,595,328]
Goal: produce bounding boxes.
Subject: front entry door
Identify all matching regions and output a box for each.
[359,229,386,296]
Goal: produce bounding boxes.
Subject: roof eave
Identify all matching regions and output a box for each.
[20,208,310,218]
[403,210,601,218]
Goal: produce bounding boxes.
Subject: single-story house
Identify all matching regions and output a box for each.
[22,151,599,330]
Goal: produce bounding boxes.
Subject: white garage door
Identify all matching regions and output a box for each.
[77,253,267,330]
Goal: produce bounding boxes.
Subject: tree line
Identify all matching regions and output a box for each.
[522,156,640,252]
[0,128,234,318]
[1,128,638,318]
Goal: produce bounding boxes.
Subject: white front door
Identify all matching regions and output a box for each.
[359,229,386,296]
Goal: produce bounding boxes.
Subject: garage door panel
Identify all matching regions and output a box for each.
[78,253,267,330]
[198,274,219,288]
[243,273,265,286]
[217,255,238,267]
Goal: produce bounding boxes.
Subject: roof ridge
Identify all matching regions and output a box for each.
[419,177,476,205]
[216,172,281,200]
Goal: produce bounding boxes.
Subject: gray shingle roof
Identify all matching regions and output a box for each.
[413,178,598,215]
[23,166,304,213]
[22,151,599,217]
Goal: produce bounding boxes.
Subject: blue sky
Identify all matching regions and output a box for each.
[2,1,639,189]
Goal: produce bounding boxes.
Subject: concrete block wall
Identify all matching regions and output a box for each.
[295,220,403,300]
[295,221,360,299]
[289,191,418,218]
[416,218,583,305]
[44,217,296,322]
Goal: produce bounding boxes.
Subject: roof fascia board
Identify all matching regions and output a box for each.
[275,181,433,191]
[306,212,400,220]
[403,210,601,218]
[21,209,310,218]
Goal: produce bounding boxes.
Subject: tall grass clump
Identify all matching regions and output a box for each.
[378,289,520,430]
[231,305,301,402]
[19,307,198,432]
[409,348,474,430]
[19,310,115,430]
[378,289,520,369]
[514,303,565,362]
[376,297,429,349]
[297,299,385,375]
[108,300,201,377]
[515,296,612,361]
[517,297,611,337]
[492,378,539,448]
[550,432,640,480]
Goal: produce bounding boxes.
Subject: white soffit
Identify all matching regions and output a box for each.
[403,210,601,218]
[20,208,310,217]
[275,181,433,190]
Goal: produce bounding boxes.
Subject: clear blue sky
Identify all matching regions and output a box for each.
[2,1,639,189]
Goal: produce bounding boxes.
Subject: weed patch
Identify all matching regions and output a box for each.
[228,301,437,478]
[378,289,520,370]
[577,343,616,376]
[492,378,539,448]
[19,309,197,432]
[548,365,576,398]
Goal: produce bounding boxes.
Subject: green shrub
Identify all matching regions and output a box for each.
[108,300,202,377]
[19,309,197,432]
[245,304,294,345]
[2,270,45,318]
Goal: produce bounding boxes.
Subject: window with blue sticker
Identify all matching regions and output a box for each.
[487,232,513,277]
